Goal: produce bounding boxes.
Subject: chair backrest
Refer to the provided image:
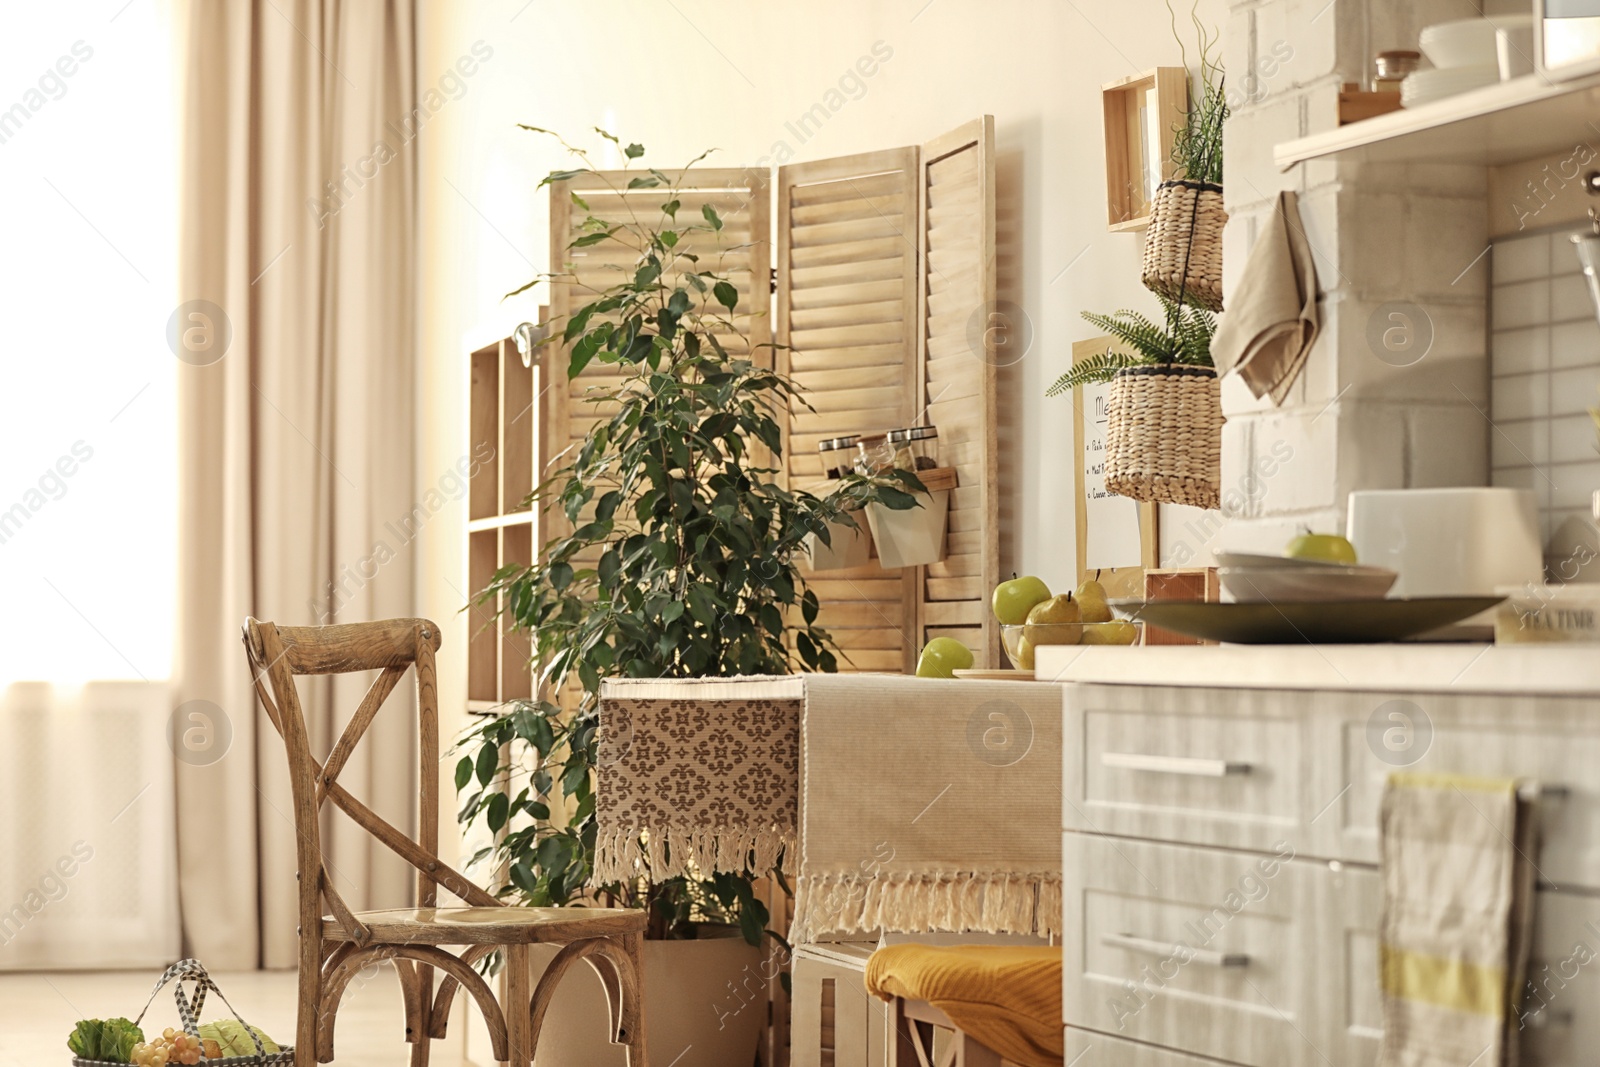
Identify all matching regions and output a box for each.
[242,617,499,946]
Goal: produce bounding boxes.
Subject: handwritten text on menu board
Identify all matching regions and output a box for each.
[1082,377,1142,569]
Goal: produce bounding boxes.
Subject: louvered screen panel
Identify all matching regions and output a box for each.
[545,169,772,554]
[916,118,999,668]
[776,150,920,674]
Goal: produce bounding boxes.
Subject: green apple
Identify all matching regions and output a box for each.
[915,637,974,678]
[1024,594,1082,647]
[992,574,1052,625]
[1285,531,1358,565]
[1076,576,1113,623]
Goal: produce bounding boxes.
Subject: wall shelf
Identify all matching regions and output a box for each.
[1275,72,1600,170]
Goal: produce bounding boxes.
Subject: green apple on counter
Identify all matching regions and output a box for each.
[991,574,1052,625]
[1284,530,1358,564]
[915,636,975,678]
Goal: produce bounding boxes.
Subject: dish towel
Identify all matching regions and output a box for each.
[866,944,1063,1067]
[1211,190,1320,405]
[790,675,1062,943]
[1378,772,1538,1067]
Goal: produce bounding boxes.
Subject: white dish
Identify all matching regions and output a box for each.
[1219,565,1399,604]
[1420,16,1529,69]
[1401,65,1500,107]
[1214,550,1358,571]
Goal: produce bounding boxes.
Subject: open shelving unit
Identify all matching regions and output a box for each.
[1274,71,1600,170]
[465,321,546,714]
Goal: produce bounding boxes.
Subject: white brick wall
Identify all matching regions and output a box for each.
[1215,0,1491,550]
[1489,227,1600,542]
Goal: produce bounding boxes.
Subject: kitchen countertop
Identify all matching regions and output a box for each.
[1032,643,1600,696]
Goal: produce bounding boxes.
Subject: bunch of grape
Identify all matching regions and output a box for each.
[131,1028,212,1067]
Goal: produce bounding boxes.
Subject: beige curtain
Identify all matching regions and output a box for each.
[173,0,418,969]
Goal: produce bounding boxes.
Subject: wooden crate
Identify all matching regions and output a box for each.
[1101,68,1187,231]
[1142,567,1220,646]
[791,943,889,1067]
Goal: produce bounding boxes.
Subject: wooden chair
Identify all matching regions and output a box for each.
[242,617,648,1067]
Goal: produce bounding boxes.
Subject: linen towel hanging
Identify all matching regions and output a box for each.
[594,677,803,883]
[1378,772,1538,1067]
[791,676,1063,943]
[1211,190,1320,405]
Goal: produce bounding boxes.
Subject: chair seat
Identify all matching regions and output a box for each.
[323,906,646,945]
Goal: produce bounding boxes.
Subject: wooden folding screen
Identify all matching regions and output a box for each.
[775,148,921,673]
[775,118,998,672]
[545,120,997,674]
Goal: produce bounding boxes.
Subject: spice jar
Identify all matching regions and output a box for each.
[817,435,860,479]
[1373,50,1420,93]
[887,426,940,471]
[853,433,895,475]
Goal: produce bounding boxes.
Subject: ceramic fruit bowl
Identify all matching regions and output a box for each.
[1000,622,1083,670]
[1219,564,1398,603]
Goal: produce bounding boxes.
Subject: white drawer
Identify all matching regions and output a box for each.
[1064,685,1309,852]
[1308,690,1600,889]
[1063,833,1317,1067]
[1065,1027,1245,1065]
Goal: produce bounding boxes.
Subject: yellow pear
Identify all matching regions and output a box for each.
[1080,620,1139,645]
[1075,575,1112,623]
[1015,634,1036,670]
[1024,593,1082,646]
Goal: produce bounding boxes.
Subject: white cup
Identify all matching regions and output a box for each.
[1498,24,1535,79]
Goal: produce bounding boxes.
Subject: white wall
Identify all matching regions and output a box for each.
[414,0,1231,753]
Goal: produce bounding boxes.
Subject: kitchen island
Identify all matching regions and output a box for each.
[1037,642,1600,1067]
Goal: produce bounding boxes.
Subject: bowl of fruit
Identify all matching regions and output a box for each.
[992,573,1139,671]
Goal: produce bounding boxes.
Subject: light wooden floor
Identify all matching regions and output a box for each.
[0,966,436,1067]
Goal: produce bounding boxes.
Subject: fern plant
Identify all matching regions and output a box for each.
[1046,298,1217,397]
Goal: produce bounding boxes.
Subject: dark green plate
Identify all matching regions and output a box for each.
[1108,597,1506,644]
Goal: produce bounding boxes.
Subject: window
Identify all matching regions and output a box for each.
[0,2,177,682]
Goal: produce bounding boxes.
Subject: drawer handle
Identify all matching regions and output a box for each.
[1101,932,1250,969]
[1101,752,1252,777]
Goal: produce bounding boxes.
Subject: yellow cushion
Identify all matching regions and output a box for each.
[865,944,1062,1067]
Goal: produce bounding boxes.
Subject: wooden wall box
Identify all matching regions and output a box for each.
[1142,566,1220,646]
[1102,67,1188,232]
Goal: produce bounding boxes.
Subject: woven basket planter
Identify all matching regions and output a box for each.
[1104,365,1223,510]
[1141,180,1227,311]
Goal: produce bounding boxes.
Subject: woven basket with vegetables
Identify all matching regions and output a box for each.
[68,959,291,1067]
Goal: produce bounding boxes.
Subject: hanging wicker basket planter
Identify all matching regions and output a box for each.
[1142,179,1227,312]
[1104,365,1223,510]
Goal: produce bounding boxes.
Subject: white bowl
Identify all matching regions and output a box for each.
[1219,565,1399,604]
[1401,65,1500,107]
[1420,16,1528,69]
[1215,550,1355,571]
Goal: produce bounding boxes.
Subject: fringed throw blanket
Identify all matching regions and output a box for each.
[594,677,803,883]
[791,675,1063,943]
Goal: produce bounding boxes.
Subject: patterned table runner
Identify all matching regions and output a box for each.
[595,676,802,883]
[596,674,1062,941]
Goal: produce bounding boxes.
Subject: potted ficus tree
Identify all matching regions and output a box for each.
[1048,297,1223,510]
[455,129,920,1066]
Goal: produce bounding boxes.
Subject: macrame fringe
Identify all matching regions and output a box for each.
[789,872,1062,943]
[592,825,792,884]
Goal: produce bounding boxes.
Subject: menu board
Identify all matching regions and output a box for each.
[1071,336,1157,590]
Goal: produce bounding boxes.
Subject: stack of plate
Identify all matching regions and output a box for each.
[1215,551,1398,603]
[1403,16,1530,107]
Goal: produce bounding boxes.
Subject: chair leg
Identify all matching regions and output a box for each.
[620,932,647,1067]
[505,944,532,1067]
[297,935,324,1067]
[409,962,434,1067]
